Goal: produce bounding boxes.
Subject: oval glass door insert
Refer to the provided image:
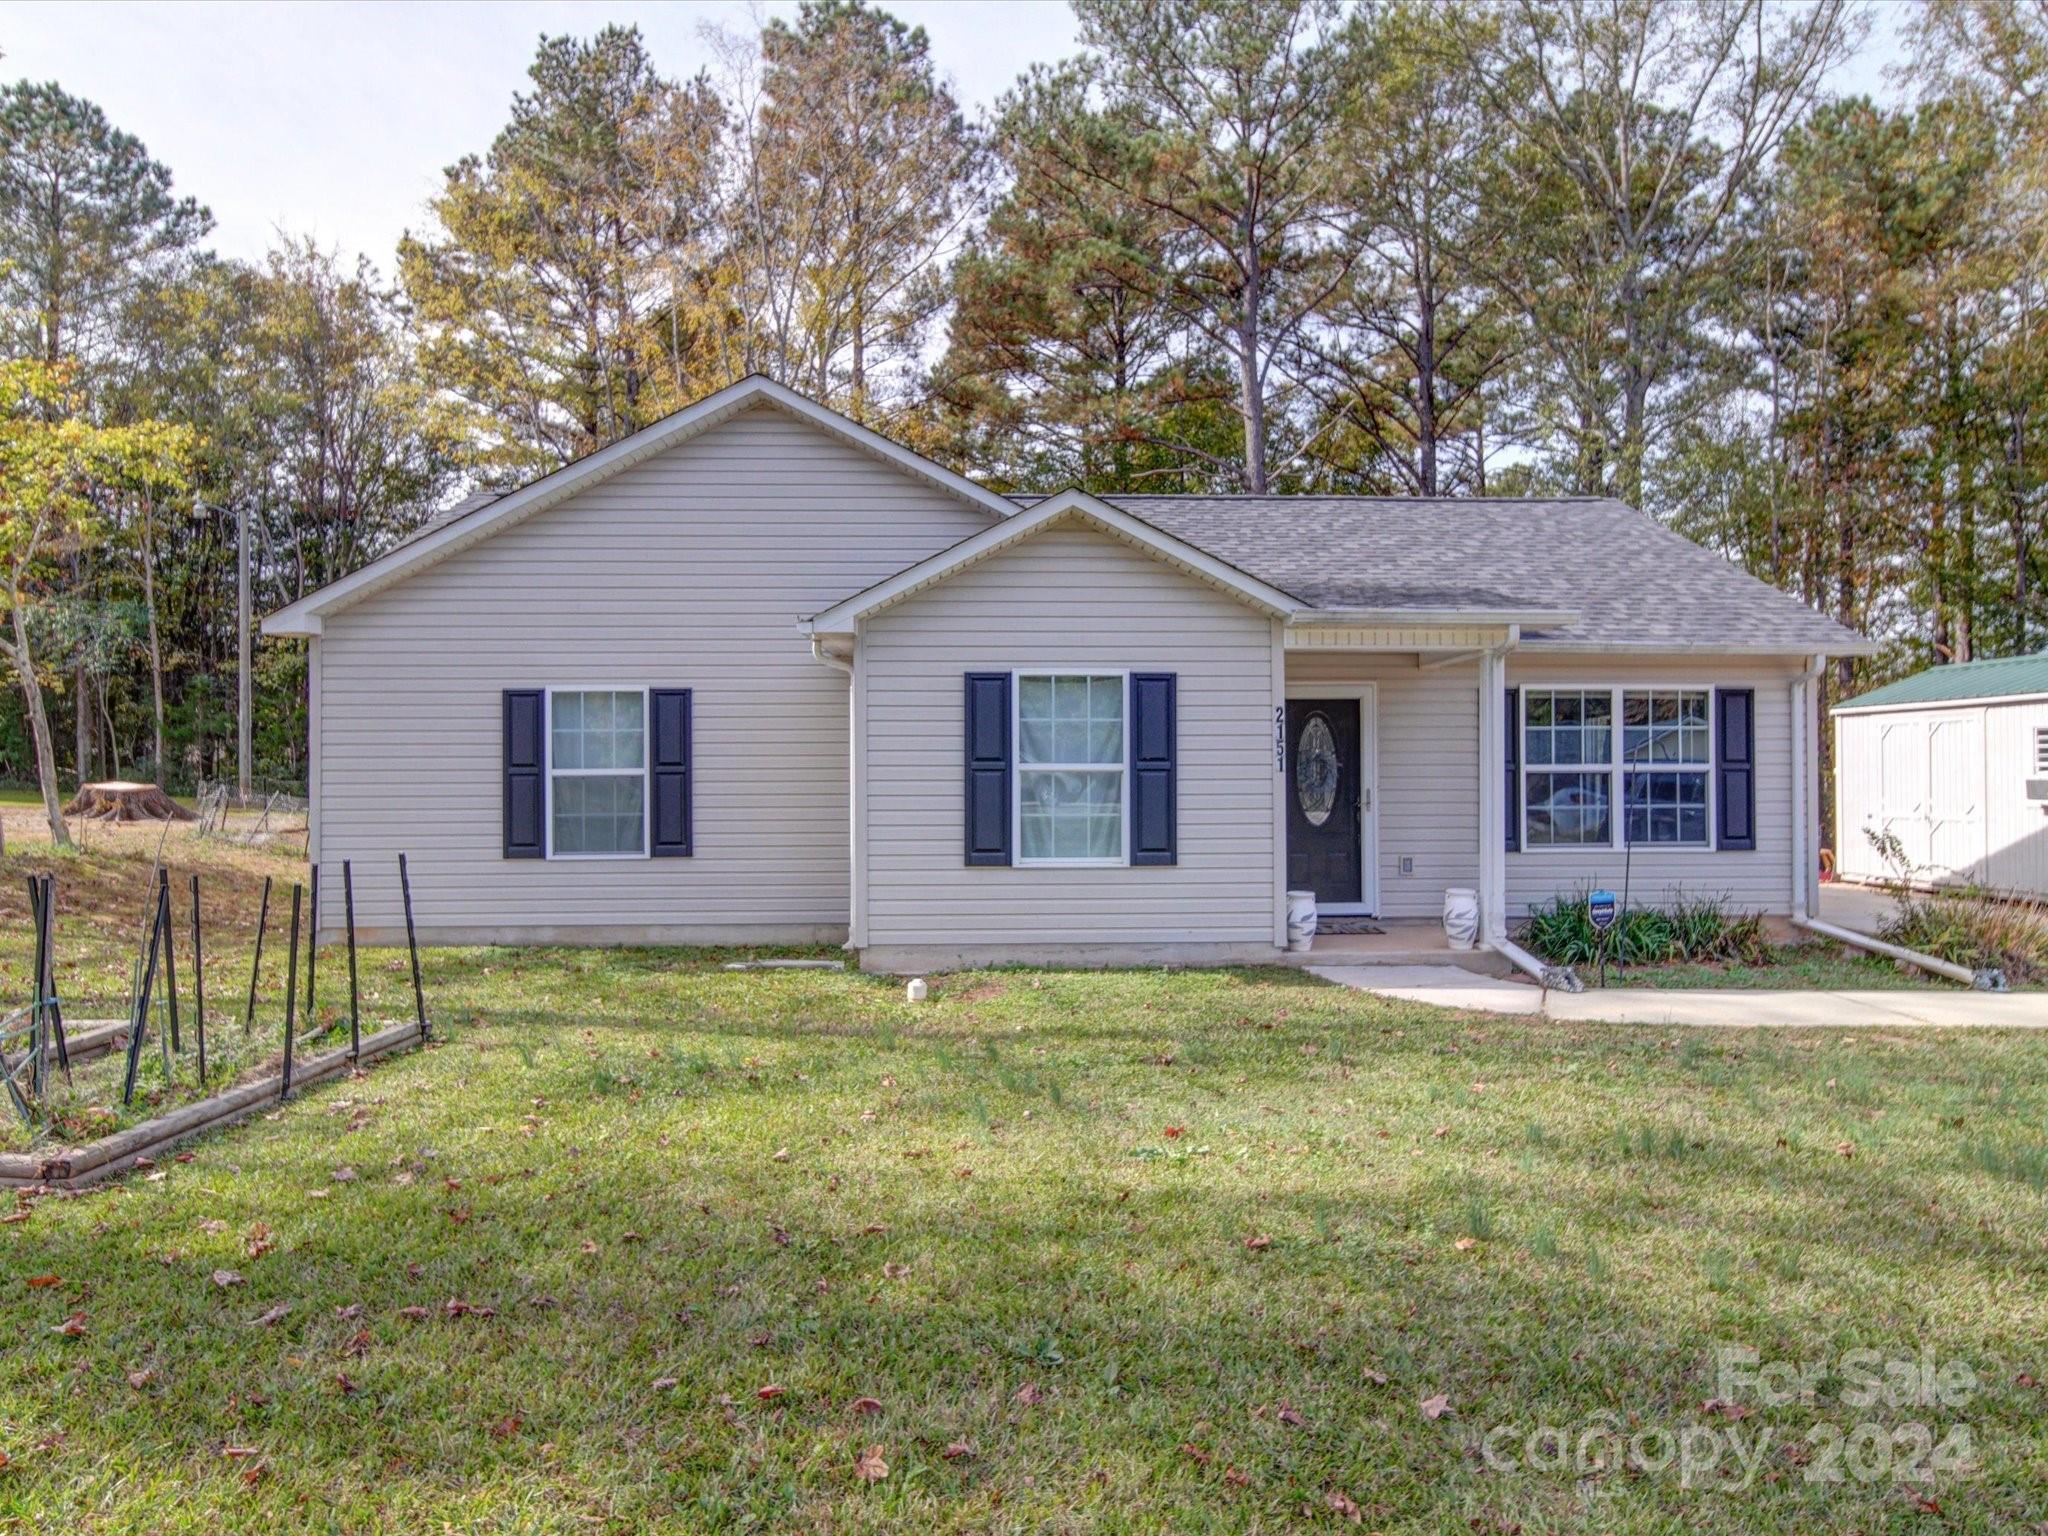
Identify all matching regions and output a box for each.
[1296,712,1340,826]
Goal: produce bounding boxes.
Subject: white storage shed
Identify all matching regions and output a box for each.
[1833,652,2048,893]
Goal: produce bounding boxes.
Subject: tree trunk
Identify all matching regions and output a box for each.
[11,606,72,849]
[1239,212,1268,494]
[141,495,167,786]
[65,780,195,822]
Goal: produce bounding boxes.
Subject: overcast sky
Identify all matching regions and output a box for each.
[1,0,1909,276]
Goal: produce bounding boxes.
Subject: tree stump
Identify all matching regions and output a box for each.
[64,781,196,823]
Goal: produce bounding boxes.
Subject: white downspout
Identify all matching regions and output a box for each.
[1784,653,2003,988]
[807,632,858,951]
[809,634,852,676]
[1789,654,1825,920]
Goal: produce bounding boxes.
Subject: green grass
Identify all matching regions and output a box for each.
[3,952,2045,1532]
[1594,943,1943,991]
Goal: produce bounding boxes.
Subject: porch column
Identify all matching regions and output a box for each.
[1477,646,1509,942]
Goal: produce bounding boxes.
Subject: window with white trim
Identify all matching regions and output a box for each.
[1621,689,1711,845]
[1015,674,1126,864]
[549,688,648,856]
[1523,688,1613,846]
[1522,686,1713,849]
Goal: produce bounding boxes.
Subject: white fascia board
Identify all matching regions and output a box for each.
[262,376,1016,636]
[1832,689,2048,716]
[804,489,1307,633]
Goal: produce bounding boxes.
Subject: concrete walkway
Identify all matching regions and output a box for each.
[1307,964,2048,1028]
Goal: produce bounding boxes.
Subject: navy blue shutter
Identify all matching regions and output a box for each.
[964,673,1011,866]
[503,690,545,858]
[1716,688,1756,851]
[1129,673,1177,866]
[650,688,692,857]
[1504,688,1520,852]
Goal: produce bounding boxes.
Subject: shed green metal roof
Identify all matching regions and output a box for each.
[1837,651,2048,710]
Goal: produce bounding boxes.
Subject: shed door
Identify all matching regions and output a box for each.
[1877,720,1932,875]
[1925,716,1983,880]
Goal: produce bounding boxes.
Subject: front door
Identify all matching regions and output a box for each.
[1286,698,1365,909]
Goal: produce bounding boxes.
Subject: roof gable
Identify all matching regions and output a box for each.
[264,376,1015,636]
[804,490,1305,633]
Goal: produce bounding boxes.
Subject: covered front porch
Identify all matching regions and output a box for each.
[1277,617,1523,959]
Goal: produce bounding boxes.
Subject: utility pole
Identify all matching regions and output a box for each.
[237,500,252,805]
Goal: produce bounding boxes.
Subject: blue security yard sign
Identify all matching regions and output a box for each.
[1588,889,1618,934]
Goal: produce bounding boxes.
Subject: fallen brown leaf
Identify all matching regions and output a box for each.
[490,1414,521,1439]
[25,1274,60,1290]
[1012,1381,1044,1405]
[853,1444,889,1482]
[251,1303,291,1327]
[850,1395,884,1415]
[1326,1489,1363,1523]
[942,1439,974,1460]
[126,1369,155,1389]
[1420,1392,1452,1420]
[51,1313,86,1337]
[1243,1233,1272,1251]
[212,1269,245,1289]
[756,1384,786,1401]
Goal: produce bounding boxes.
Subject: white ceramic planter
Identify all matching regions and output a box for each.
[1442,887,1479,951]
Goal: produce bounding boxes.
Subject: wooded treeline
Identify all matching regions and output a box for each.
[3,0,2044,844]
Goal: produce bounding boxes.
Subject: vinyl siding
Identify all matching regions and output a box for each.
[1284,652,1803,918]
[313,404,993,943]
[859,523,1281,955]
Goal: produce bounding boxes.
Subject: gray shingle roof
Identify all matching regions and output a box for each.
[1087,495,1864,651]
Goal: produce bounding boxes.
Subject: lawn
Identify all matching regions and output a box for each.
[3,938,2046,1532]
[1591,943,1939,991]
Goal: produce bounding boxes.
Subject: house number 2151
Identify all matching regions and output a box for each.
[1274,706,1286,773]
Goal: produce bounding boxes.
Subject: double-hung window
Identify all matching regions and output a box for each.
[1621,689,1710,846]
[1522,686,1712,850]
[548,688,648,857]
[1015,673,1126,865]
[1523,688,1614,846]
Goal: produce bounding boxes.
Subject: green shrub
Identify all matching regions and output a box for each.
[1516,891,1767,968]
[1864,828,2048,982]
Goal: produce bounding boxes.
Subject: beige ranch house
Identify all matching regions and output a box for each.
[265,376,1872,973]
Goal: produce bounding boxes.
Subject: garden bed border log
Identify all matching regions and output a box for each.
[0,1021,423,1190]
